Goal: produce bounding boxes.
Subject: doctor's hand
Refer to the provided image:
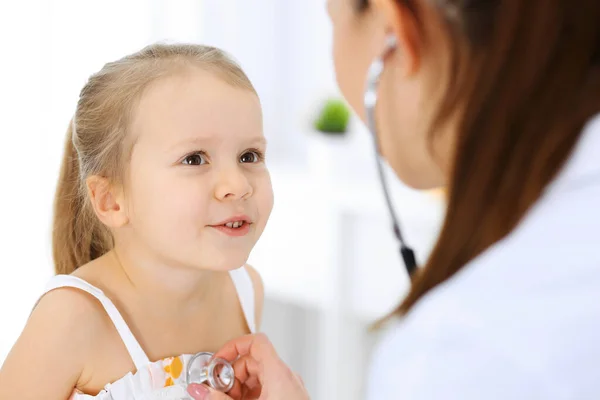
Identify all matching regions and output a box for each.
[186,333,310,400]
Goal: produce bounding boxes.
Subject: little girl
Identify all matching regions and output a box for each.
[0,43,273,399]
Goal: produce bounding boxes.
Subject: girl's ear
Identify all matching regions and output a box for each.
[86,176,129,228]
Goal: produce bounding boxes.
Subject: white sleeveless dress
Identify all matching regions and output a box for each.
[37,267,256,400]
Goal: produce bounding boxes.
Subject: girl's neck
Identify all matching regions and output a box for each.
[106,247,229,318]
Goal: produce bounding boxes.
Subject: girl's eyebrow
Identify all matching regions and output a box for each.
[168,136,267,152]
[167,136,215,152]
[245,137,268,146]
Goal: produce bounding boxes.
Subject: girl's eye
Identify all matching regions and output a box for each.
[182,153,207,166]
[240,150,263,164]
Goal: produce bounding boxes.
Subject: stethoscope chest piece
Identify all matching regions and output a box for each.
[186,352,235,392]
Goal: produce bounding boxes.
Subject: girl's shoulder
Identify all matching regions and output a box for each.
[0,285,111,399]
[33,279,117,353]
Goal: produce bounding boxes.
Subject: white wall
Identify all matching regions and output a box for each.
[0,0,47,362]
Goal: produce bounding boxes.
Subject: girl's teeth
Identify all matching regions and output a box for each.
[225,221,244,228]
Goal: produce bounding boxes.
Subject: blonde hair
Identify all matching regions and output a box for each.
[53,43,257,275]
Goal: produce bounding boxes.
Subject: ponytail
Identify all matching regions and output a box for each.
[52,120,112,275]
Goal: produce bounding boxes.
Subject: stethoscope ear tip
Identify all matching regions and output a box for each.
[385,34,398,51]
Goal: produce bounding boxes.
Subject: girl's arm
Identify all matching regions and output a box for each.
[0,288,98,400]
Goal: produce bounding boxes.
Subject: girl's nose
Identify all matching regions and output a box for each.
[213,167,253,201]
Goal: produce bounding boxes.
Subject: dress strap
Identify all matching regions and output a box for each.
[229,267,256,333]
[39,275,151,370]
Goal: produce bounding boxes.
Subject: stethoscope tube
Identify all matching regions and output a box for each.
[364,35,418,278]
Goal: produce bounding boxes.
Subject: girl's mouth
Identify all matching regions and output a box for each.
[209,217,252,237]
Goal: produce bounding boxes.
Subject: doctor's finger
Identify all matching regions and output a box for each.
[213,333,278,364]
[187,384,234,400]
[222,378,243,400]
[231,355,262,385]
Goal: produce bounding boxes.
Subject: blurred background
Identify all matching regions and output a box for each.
[0,1,444,398]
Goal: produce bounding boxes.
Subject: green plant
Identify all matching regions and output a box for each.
[313,98,351,135]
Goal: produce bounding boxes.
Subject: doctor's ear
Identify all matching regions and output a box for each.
[372,0,422,76]
[86,175,129,228]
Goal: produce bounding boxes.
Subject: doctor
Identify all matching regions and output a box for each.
[189,0,600,399]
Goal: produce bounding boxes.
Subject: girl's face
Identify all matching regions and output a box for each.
[121,69,273,271]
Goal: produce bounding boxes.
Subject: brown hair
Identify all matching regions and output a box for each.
[52,43,257,275]
[368,0,600,316]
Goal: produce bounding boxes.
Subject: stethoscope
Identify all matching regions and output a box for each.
[186,352,235,392]
[186,34,417,395]
[364,34,418,278]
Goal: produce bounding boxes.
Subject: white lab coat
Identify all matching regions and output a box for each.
[367,114,600,400]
